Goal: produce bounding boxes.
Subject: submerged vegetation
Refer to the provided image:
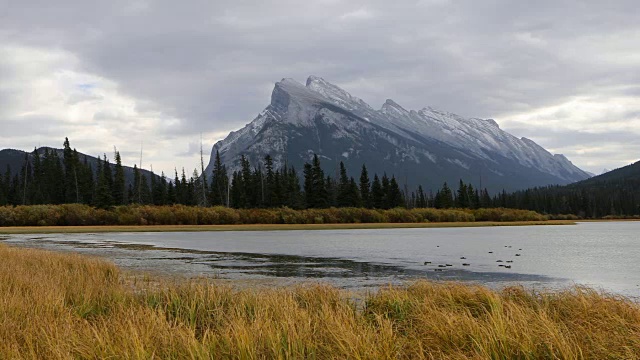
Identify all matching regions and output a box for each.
[0,204,550,227]
[1,244,639,359]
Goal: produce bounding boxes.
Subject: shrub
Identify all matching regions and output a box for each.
[473,208,547,222]
[384,208,419,223]
[275,207,306,224]
[238,209,279,224]
[0,204,555,227]
[211,206,241,225]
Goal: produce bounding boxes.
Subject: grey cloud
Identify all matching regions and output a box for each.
[1,0,639,172]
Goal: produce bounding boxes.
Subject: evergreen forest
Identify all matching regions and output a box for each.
[0,138,638,217]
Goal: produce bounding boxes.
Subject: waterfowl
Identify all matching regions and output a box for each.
[424,261,432,265]
[496,260,503,263]
[515,254,521,256]
[460,256,467,260]
[504,265,512,269]
[462,263,470,266]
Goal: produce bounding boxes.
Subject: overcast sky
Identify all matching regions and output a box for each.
[1,0,638,175]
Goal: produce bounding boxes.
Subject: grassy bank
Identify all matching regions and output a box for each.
[0,220,574,234]
[1,244,639,359]
[0,204,553,228]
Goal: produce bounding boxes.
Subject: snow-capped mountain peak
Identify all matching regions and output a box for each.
[206,76,591,192]
[305,75,373,113]
[380,99,410,118]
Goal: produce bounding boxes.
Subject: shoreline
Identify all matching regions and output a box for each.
[0,220,576,234]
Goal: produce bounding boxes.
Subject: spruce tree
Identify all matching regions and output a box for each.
[456,179,468,208]
[113,151,126,205]
[435,182,454,209]
[371,174,383,209]
[381,174,390,209]
[388,176,403,208]
[337,162,351,207]
[264,155,274,207]
[209,150,228,206]
[416,185,426,208]
[359,164,371,208]
[287,166,302,209]
[349,177,361,207]
[62,138,77,203]
[132,165,141,204]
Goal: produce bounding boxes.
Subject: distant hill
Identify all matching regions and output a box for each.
[568,161,640,187]
[504,160,640,217]
[0,147,159,187]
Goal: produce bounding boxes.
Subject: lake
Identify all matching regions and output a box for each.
[2,221,639,297]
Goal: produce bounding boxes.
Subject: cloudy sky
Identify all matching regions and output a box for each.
[1,0,638,175]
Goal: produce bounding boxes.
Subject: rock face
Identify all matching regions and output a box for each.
[205,76,590,192]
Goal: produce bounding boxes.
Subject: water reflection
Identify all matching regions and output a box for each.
[3,235,552,289]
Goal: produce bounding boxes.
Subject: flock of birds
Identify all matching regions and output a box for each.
[424,245,523,272]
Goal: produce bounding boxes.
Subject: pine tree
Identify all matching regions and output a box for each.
[230,171,244,208]
[19,152,32,205]
[349,177,361,207]
[167,180,176,204]
[209,150,228,206]
[371,174,383,209]
[240,156,253,207]
[416,185,426,208]
[388,176,403,208]
[264,155,274,207]
[286,166,302,209]
[456,179,468,208]
[337,162,352,207]
[132,165,141,204]
[62,138,77,203]
[381,174,391,209]
[435,182,454,209]
[359,164,371,208]
[95,156,114,208]
[113,151,126,205]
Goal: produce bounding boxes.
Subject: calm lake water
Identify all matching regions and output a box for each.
[2,221,639,296]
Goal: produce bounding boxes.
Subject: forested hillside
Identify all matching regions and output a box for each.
[0,139,163,208]
[499,161,640,217]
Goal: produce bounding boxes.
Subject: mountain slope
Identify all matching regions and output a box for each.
[568,160,640,186]
[205,76,590,192]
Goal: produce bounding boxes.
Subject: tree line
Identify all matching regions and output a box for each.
[2,138,637,217]
[0,138,497,211]
[492,183,640,218]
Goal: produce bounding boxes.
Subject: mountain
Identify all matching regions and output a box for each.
[0,147,158,187]
[205,76,590,192]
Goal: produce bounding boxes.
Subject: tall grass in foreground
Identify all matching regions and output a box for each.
[1,244,639,359]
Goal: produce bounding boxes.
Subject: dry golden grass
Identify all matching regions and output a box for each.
[1,244,639,359]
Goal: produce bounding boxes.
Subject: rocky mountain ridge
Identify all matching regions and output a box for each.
[205,76,590,192]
